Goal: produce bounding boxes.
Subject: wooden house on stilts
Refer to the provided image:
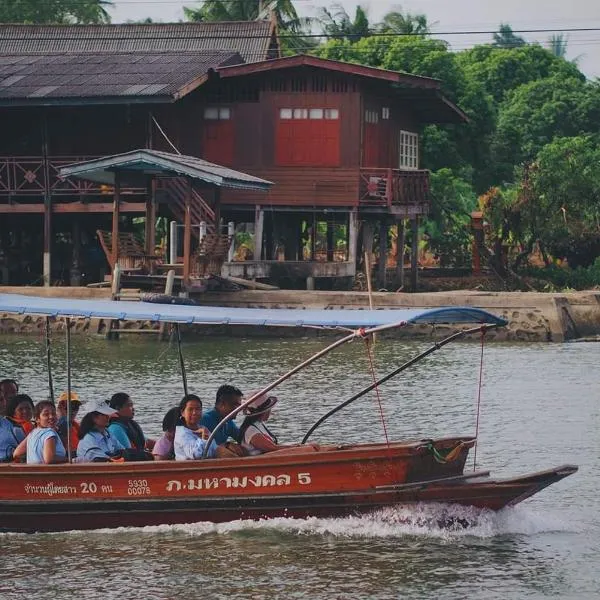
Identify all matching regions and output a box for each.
[0,22,467,291]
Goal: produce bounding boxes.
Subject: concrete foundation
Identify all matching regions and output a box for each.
[1,287,600,342]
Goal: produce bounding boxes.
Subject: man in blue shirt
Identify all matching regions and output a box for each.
[201,384,243,445]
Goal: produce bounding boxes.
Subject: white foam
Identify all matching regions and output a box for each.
[29,502,573,540]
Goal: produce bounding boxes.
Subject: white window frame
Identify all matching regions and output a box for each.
[399,130,419,170]
[204,106,231,120]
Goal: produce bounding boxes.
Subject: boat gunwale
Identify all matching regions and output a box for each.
[0,437,476,476]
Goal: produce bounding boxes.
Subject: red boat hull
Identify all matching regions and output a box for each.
[0,438,577,532]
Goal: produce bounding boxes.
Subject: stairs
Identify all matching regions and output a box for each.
[159,178,217,237]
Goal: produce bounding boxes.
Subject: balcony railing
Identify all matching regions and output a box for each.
[0,156,145,197]
[359,168,430,213]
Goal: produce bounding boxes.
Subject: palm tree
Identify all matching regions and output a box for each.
[547,34,568,58]
[492,24,526,48]
[184,0,314,52]
[0,0,113,24]
[317,4,370,41]
[377,10,430,35]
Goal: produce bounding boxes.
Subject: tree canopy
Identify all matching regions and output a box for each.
[0,0,112,24]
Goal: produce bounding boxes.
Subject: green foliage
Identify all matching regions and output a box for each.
[376,11,430,35]
[184,0,315,52]
[528,135,600,266]
[316,4,371,42]
[424,169,478,267]
[492,24,526,48]
[0,0,112,24]
[492,76,600,179]
[523,258,600,290]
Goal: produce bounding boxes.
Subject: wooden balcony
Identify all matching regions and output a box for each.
[0,156,145,198]
[359,168,430,217]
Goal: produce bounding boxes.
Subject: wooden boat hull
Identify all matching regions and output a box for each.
[0,438,577,532]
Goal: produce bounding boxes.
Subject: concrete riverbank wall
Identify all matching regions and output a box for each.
[1,286,599,342]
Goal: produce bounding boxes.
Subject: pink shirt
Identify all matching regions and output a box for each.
[152,434,174,459]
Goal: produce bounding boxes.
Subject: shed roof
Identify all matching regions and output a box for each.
[59,149,273,191]
[0,21,277,64]
[218,54,468,124]
[0,51,240,105]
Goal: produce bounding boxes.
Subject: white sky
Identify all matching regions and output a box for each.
[109,0,600,78]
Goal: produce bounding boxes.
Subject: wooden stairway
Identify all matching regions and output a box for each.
[158,178,217,237]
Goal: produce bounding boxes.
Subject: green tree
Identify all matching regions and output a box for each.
[376,10,430,35]
[425,169,478,267]
[0,0,112,23]
[492,76,600,181]
[547,34,568,58]
[528,136,600,267]
[316,4,370,41]
[184,0,314,52]
[492,24,526,48]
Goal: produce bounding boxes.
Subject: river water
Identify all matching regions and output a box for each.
[0,333,597,599]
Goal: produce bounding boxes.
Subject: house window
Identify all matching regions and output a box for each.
[382,107,390,120]
[204,107,231,120]
[399,130,419,170]
[276,107,341,166]
[365,109,379,124]
[203,106,234,165]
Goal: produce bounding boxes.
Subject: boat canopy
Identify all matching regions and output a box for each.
[0,293,507,328]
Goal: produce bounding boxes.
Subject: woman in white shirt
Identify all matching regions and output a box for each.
[174,394,218,460]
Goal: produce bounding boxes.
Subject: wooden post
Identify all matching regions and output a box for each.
[362,221,374,271]
[42,112,51,287]
[183,177,192,289]
[43,195,52,287]
[70,219,81,286]
[410,217,419,292]
[144,177,156,271]
[159,269,176,341]
[348,210,359,265]
[326,219,335,262]
[378,219,388,289]
[107,264,121,340]
[310,213,316,261]
[227,221,235,262]
[111,172,121,271]
[213,187,221,231]
[254,205,264,261]
[396,219,405,290]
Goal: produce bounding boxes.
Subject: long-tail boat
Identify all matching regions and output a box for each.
[0,293,577,533]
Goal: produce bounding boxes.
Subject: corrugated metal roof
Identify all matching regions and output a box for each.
[0,51,241,104]
[59,149,274,191]
[0,21,275,64]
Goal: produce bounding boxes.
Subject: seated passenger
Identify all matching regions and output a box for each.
[57,390,82,454]
[107,392,155,451]
[0,414,25,463]
[240,394,282,456]
[76,400,125,463]
[152,407,179,460]
[239,393,319,456]
[201,384,243,445]
[5,394,35,435]
[13,400,68,464]
[174,395,218,460]
[0,379,18,416]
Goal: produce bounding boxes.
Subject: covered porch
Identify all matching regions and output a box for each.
[59,149,272,289]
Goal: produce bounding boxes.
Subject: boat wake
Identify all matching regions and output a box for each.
[81,503,572,540]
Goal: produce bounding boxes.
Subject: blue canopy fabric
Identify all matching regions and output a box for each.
[0,293,507,329]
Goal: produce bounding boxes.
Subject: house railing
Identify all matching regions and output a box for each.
[0,156,145,197]
[359,168,430,211]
